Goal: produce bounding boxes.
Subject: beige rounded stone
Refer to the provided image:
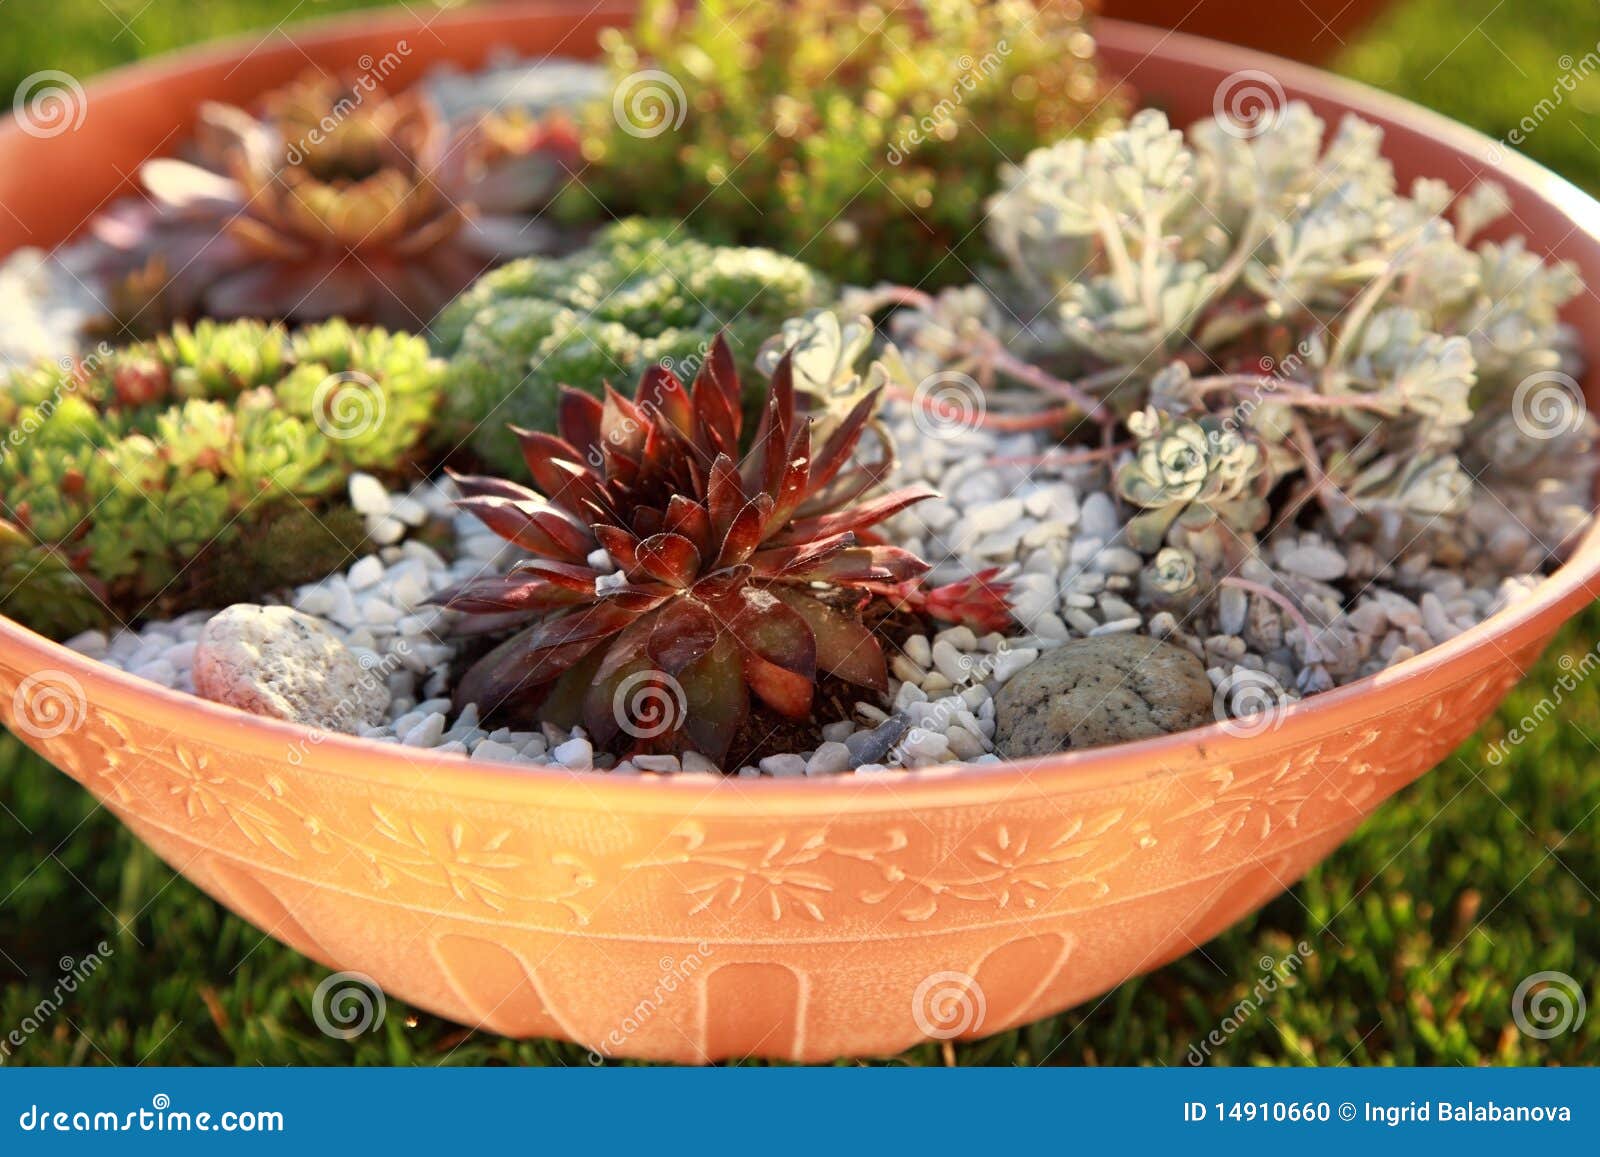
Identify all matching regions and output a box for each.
[993,634,1214,757]
[194,604,389,733]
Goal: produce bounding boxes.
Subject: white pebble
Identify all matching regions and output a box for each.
[349,473,389,515]
[472,740,523,763]
[552,737,593,770]
[65,630,108,658]
[346,555,385,591]
[759,753,807,777]
[899,729,951,764]
[402,712,447,747]
[990,646,1038,683]
[805,742,852,776]
[390,496,429,527]
[931,639,972,685]
[1279,544,1348,582]
[634,754,681,773]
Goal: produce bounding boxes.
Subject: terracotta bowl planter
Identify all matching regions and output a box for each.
[3,3,1599,1063]
[1101,0,1394,64]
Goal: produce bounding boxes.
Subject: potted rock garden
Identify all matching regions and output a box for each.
[1,0,1597,1062]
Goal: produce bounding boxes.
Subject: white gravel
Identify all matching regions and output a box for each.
[67,394,1573,776]
[0,248,101,373]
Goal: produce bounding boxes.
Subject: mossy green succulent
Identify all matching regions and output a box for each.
[432,219,830,474]
[568,0,1117,286]
[0,318,443,638]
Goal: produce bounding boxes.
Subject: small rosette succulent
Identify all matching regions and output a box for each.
[1117,408,1269,552]
[435,335,936,763]
[80,71,575,332]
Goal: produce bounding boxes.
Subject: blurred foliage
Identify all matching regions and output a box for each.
[569,0,1117,286]
[1339,0,1600,181]
[0,0,389,98]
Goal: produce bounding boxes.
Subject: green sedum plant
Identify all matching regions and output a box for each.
[571,0,1116,286]
[0,319,443,637]
[432,219,830,474]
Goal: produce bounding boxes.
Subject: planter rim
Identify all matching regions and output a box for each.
[2,7,1598,816]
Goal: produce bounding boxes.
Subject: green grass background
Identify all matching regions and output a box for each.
[1,0,1598,1065]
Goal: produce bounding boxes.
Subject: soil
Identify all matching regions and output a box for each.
[723,596,928,770]
[724,670,867,771]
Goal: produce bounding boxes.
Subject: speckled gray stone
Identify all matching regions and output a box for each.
[992,634,1213,756]
[193,604,389,732]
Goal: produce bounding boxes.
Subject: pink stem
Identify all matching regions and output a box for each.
[1196,374,1395,415]
[891,386,1079,432]
[852,285,939,314]
[1219,576,1321,660]
[867,283,1113,426]
[983,343,1112,426]
[991,443,1130,468]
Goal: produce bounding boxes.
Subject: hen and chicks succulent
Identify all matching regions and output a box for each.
[435,335,935,762]
[79,71,578,334]
[0,319,441,637]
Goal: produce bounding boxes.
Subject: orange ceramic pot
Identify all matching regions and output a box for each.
[2,5,1598,1063]
[1102,0,1393,64]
